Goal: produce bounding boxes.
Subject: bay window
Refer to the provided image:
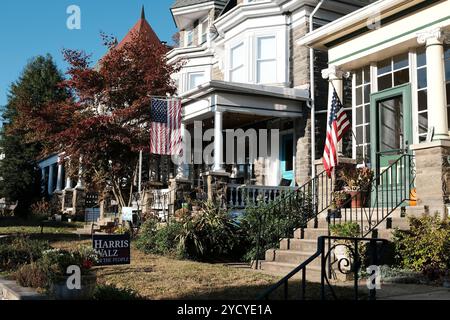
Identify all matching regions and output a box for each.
[256,36,276,84]
[188,72,205,91]
[230,43,245,82]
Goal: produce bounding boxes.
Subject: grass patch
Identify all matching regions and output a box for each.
[0,217,83,235]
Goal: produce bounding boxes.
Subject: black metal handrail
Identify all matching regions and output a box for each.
[258,236,388,300]
[253,170,334,266]
[329,153,415,237]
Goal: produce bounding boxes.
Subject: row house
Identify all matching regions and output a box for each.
[167,0,369,207]
[300,0,450,216]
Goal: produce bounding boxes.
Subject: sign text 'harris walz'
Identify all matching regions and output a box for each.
[93,234,131,266]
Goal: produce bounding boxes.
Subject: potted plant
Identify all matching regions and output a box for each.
[332,191,350,209]
[41,247,98,300]
[339,166,374,208]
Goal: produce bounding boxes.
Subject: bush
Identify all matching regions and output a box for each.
[329,222,360,238]
[14,262,49,289]
[393,214,450,278]
[135,218,182,256]
[240,190,314,262]
[40,246,98,280]
[93,284,141,300]
[177,201,240,261]
[0,236,50,271]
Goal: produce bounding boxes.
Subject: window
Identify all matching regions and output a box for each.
[200,19,209,44]
[416,47,428,142]
[354,66,371,163]
[230,43,245,82]
[377,53,410,91]
[188,72,205,90]
[186,29,193,47]
[256,36,276,84]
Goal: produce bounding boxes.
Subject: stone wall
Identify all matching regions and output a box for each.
[295,115,311,186]
[413,142,450,217]
[291,24,310,88]
[212,66,224,81]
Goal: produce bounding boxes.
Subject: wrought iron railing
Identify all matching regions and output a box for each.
[147,189,175,223]
[258,236,388,300]
[252,170,334,266]
[227,184,298,208]
[329,153,415,237]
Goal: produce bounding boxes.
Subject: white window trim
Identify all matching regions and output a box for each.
[199,18,209,45]
[255,35,277,84]
[229,42,245,82]
[187,71,205,91]
[185,29,194,47]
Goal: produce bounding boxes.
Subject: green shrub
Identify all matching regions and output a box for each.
[393,214,450,278]
[329,222,360,238]
[240,190,314,262]
[14,262,49,289]
[93,284,141,300]
[40,246,98,280]
[177,201,240,261]
[135,218,182,256]
[0,236,50,271]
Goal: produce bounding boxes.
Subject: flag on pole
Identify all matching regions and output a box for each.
[323,89,351,177]
[150,97,182,156]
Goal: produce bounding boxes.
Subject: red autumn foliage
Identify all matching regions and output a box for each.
[17,32,183,207]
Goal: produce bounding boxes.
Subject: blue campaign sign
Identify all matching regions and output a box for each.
[93,234,131,266]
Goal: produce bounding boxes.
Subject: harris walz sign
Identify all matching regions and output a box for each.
[93,234,131,266]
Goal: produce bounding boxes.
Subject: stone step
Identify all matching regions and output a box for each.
[294,228,328,240]
[266,250,321,267]
[259,261,322,280]
[372,228,396,241]
[280,239,319,252]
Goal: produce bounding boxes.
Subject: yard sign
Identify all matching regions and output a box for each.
[93,234,131,266]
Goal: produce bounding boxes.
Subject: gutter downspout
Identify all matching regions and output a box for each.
[309,0,326,178]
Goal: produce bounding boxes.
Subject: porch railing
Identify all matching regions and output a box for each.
[252,170,334,265]
[329,153,416,237]
[258,236,389,300]
[147,189,174,222]
[227,184,298,208]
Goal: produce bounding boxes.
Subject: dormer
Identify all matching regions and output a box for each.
[171,0,227,47]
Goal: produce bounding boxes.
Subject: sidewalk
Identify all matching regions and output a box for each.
[377,283,450,300]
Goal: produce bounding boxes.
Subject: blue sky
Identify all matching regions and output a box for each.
[0,0,177,106]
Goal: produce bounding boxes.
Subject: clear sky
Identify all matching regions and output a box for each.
[0,0,178,106]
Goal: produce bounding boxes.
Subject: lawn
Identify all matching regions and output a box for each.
[50,237,362,300]
[1,219,361,300]
[0,217,84,235]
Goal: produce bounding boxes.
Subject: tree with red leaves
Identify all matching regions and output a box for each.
[18,32,182,209]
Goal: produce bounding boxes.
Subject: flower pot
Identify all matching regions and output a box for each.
[348,191,368,208]
[51,273,97,300]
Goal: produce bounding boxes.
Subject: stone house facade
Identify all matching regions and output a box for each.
[168,0,368,202]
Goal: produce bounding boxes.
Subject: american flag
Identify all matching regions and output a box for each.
[150,98,182,156]
[323,89,351,177]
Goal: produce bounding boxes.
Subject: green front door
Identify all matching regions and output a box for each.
[370,84,413,206]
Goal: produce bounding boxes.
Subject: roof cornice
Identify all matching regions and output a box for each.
[298,0,426,50]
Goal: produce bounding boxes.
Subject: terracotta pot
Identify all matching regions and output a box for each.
[348,191,368,208]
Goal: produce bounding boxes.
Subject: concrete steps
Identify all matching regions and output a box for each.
[257,205,424,279]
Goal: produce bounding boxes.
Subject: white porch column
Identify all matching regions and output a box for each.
[41,167,46,195]
[213,111,224,172]
[418,28,449,141]
[48,164,55,195]
[322,65,348,155]
[177,123,190,179]
[64,159,72,190]
[75,156,84,189]
[56,156,64,192]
